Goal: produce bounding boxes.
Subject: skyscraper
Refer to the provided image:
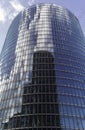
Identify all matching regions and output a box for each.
[0,3,85,130]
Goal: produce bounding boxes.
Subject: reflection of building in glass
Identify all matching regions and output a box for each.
[0,3,85,130]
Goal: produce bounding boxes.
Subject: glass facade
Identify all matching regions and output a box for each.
[0,3,85,130]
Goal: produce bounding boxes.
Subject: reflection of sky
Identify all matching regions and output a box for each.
[0,4,68,123]
[0,0,85,52]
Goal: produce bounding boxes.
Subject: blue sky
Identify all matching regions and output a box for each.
[0,0,85,52]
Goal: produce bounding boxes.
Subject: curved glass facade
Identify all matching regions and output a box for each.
[0,3,85,130]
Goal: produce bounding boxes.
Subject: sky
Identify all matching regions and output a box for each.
[0,0,85,52]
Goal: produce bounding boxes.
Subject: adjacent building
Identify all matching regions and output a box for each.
[0,3,85,130]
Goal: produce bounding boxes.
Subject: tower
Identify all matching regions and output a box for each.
[0,4,85,130]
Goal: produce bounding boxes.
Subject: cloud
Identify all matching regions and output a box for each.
[0,0,25,23]
[0,5,6,23]
[9,0,24,12]
[8,12,18,21]
[28,0,35,6]
[9,0,24,21]
[0,0,35,24]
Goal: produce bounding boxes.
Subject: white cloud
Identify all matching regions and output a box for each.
[0,5,6,23]
[28,0,35,6]
[8,12,18,21]
[0,0,25,23]
[0,0,35,23]
[9,0,24,12]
